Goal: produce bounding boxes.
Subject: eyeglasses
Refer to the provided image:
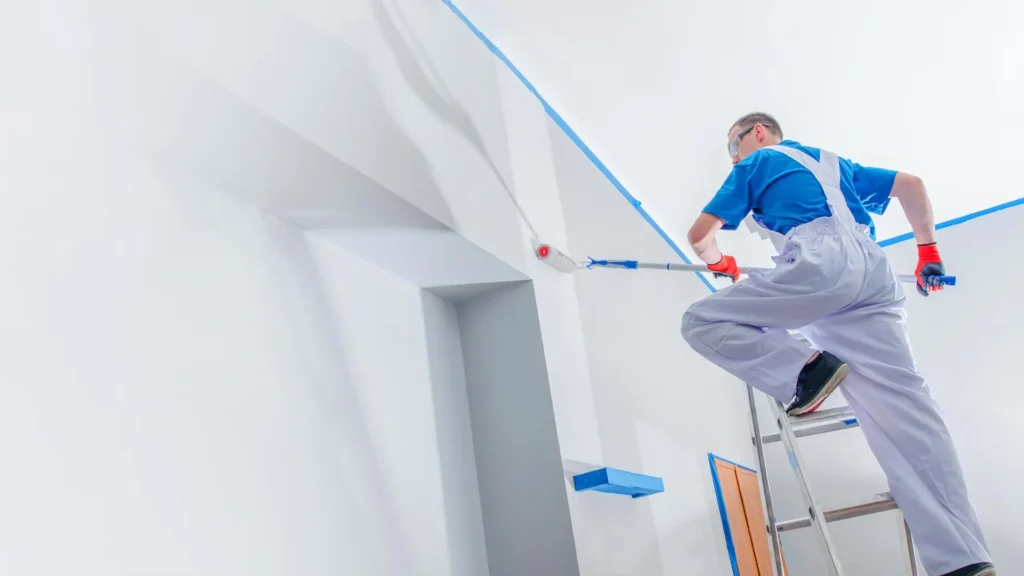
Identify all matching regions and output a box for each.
[728,124,770,158]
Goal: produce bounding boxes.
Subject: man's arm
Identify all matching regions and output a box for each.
[888,172,936,244]
[687,212,726,264]
[888,171,948,295]
[690,157,757,282]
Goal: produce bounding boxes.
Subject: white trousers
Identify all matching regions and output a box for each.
[682,219,990,575]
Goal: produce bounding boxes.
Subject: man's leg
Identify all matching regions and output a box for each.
[681,262,855,404]
[803,300,991,575]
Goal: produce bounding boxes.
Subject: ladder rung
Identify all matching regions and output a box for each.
[761,406,859,444]
[776,492,897,532]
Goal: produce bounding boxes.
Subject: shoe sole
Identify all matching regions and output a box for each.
[939,562,995,576]
[787,363,850,417]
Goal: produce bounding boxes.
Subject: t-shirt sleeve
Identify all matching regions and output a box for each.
[702,162,756,230]
[848,160,898,215]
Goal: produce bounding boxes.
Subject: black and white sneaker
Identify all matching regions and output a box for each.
[941,562,996,576]
[785,351,850,417]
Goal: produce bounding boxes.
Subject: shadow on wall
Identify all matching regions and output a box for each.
[454,282,581,576]
[421,291,493,576]
[372,0,517,198]
[262,216,416,573]
[84,0,470,231]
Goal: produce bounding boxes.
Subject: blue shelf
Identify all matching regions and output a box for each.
[573,467,664,498]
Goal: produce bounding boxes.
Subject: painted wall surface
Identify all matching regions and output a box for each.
[0,3,493,573]
[448,0,1024,268]
[0,95,486,576]
[552,114,754,575]
[311,237,491,576]
[333,2,761,573]
[1,0,777,573]
[458,283,581,576]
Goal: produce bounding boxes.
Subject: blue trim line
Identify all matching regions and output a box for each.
[708,453,740,576]
[710,453,758,474]
[877,196,1024,247]
[440,0,717,293]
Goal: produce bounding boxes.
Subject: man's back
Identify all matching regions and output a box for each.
[702,140,897,240]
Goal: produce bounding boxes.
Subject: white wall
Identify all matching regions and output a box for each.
[0,117,486,576]
[342,3,763,573]
[311,237,491,576]
[552,113,754,575]
[457,282,581,576]
[420,291,492,576]
[0,0,791,573]
[448,0,1024,267]
[0,3,492,573]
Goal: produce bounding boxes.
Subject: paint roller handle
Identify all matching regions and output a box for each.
[898,274,956,286]
[590,259,957,286]
[679,264,950,284]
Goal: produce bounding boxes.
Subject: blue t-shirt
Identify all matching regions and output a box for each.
[702,140,898,240]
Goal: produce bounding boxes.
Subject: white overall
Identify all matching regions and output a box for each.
[682,146,990,575]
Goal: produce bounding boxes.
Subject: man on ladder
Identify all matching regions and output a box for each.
[681,112,993,576]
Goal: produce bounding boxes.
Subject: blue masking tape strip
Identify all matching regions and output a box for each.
[440,0,717,294]
[709,453,758,474]
[708,454,740,576]
[878,196,1024,247]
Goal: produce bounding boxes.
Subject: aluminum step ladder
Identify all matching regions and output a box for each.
[746,387,920,576]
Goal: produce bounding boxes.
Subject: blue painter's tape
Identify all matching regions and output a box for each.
[877,196,1024,247]
[440,0,717,294]
[708,454,740,576]
[842,418,858,426]
[709,453,758,475]
[573,467,664,498]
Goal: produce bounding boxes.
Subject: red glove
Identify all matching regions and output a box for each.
[915,243,946,297]
[708,255,740,283]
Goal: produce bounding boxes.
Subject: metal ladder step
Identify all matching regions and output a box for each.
[762,406,859,444]
[777,492,898,532]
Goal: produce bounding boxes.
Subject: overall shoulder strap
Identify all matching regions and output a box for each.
[763,145,855,226]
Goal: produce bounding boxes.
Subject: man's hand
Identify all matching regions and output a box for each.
[708,255,740,283]
[915,243,946,296]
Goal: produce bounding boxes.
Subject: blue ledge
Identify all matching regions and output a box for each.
[573,467,664,498]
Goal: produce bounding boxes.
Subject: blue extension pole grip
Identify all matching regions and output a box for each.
[938,275,956,286]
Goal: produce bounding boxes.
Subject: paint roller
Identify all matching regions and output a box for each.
[531,247,956,287]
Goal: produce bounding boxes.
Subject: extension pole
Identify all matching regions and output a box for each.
[584,258,956,286]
